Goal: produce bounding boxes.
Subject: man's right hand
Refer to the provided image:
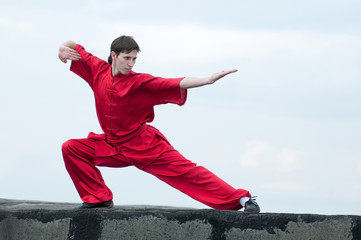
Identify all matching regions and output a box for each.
[58,44,81,63]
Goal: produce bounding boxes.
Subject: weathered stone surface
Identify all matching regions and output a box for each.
[0,198,360,240]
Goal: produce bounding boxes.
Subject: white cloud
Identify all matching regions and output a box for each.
[95,22,359,66]
[239,140,302,172]
[0,18,34,32]
[277,148,301,172]
[239,140,271,167]
[262,181,308,194]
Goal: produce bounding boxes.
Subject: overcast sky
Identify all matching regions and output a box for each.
[0,0,360,215]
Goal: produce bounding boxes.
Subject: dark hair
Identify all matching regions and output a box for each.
[108,35,141,64]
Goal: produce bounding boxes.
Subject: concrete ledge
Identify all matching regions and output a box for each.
[1,198,360,240]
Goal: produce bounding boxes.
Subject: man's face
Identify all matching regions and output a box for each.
[112,50,138,75]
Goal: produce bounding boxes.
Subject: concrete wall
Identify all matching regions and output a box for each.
[0,198,360,240]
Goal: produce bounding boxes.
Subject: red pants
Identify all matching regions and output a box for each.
[61,126,250,210]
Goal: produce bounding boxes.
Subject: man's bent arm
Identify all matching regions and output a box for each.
[58,40,81,63]
[180,69,237,89]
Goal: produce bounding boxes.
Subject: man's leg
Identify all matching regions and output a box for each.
[141,149,251,210]
[61,138,117,204]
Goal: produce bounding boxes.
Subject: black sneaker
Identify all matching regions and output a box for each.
[79,200,114,209]
[244,197,260,213]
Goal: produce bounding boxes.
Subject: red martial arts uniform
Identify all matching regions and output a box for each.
[62,44,251,210]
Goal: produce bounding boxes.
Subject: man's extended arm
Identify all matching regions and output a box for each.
[179,69,238,89]
[58,40,81,63]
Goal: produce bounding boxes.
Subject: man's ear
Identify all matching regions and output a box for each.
[111,51,117,59]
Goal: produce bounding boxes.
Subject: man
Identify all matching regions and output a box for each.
[58,35,260,213]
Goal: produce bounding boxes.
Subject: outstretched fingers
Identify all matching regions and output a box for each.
[68,49,81,61]
[58,45,81,63]
[210,69,238,84]
[221,69,238,76]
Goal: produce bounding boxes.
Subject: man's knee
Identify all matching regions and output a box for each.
[61,139,78,156]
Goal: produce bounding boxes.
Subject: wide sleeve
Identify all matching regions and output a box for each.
[140,75,187,106]
[70,44,108,88]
